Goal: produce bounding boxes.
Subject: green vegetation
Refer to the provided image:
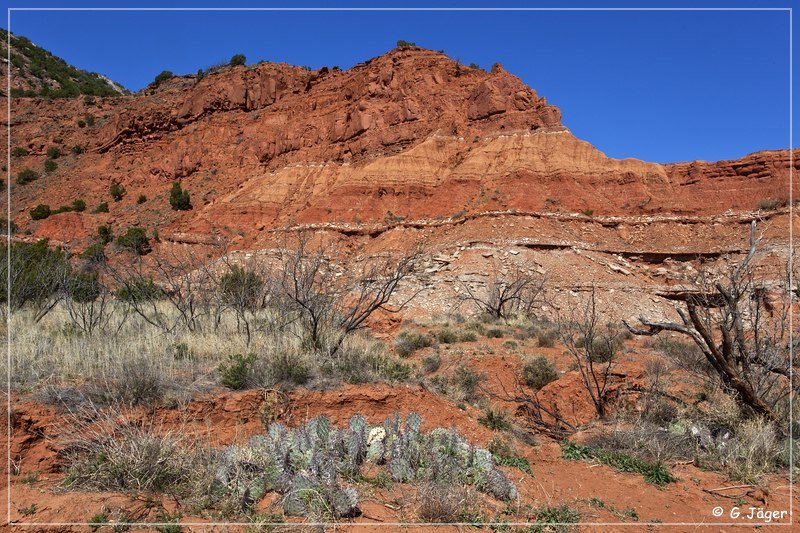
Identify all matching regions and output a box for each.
[93,202,109,213]
[532,505,580,532]
[153,70,174,85]
[109,182,126,202]
[561,441,675,486]
[16,168,38,185]
[478,407,512,431]
[219,353,256,390]
[229,53,246,66]
[137,194,147,204]
[29,204,51,220]
[11,146,28,157]
[0,240,69,310]
[46,147,61,159]
[2,28,126,98]
[394,330,434,357]
[523,356,559,390]
[71,199,86,212]
[43,159,57,173]
[169,182,192,210]
[116,227,150,255]
[396,39,417,48]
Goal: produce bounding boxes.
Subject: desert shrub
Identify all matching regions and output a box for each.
[322,339,412,384]
[109,182,125,202]
[647,336,711,375]
[93,202,109,213]
[1,217,19,234]
[219,265,264,311]
[488,435,533,475]
[460,330,478,342]
[46,146,61,159]
[435,328,459,344]
[169,181,191,211]
[396,39,417,48]
[137,194,147,204]
[62,412,211,495]
[84,113,95,127]
[29,204,51,220]
[116,226,150,255]
[80,242,106,264]
[451,365,486,404]
[422,353,441,373]
[266,352,311,386]
[0,240,69,310]
[229,54,246,66]
[115,276,162,302]
[67,271,101,303]
[758,197,785,210]
[395,330,434,357]
[77,119,86,128]
[588,337,616,363]
[96,224,113,244]
[71,199,86,212]
[16,168,38,185]
[486,327,505,338]
[219,353,256,390]
[478,407,512,431]
[154,70,173,85]
[71,145,84,155]
[536,328,558,347]
[11,146,28,157]
[93,356,166,406]
[523,356,559,390]
[699,418,785,484]
[83,95,96,106]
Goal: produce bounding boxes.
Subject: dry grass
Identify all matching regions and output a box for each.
[5,303,413,406]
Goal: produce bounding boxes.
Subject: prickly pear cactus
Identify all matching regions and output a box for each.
[209,412,519,518]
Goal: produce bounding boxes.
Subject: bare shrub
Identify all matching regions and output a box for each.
[458,268,547,320]
[557,287,619,419]
[277,234,421,356]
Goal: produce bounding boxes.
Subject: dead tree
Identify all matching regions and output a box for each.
[458,268,547,320]
[626,222,793,424]
[278,235,421,356]
[149,245,217,333]
[557,286,618,419]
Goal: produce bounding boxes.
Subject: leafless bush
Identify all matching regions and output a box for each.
[458,268,547,320]
[557,287,619,419]
[277,234,421,356]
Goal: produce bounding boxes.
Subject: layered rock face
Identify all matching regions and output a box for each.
[4,46,796,248]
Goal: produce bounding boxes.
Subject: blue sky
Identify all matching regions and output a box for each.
[0,1,795,164]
